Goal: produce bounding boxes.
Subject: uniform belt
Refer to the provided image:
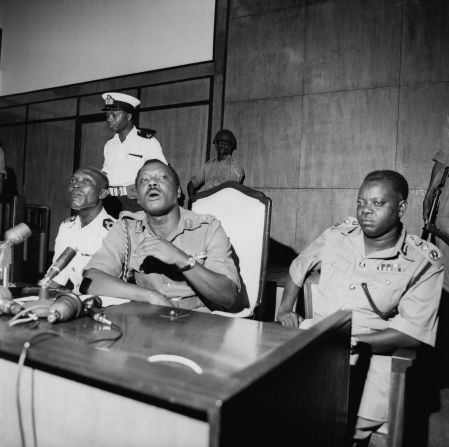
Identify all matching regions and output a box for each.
[108,186,130,196]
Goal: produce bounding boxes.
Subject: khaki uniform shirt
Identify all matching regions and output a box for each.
[53,208,115,292]
[85,208,240,310]
[190,157,244,193]
[289,218,444,422]
[102,126,167,187]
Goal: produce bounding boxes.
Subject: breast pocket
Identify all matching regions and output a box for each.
[364,273,407,313]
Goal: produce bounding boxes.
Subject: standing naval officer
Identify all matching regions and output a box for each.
[101,92,167,216]
[49,166,115,293]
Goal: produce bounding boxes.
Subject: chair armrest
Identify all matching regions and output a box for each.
[388,347,417,447]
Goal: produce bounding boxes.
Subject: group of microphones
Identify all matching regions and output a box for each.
[0,223,105,325]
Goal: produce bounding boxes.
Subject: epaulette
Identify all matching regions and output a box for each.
[137,128,156,139]
[119,210,141,221]
[62,215,76,224]
[331,217,359,229]
[405,235,442,263]
[102,218,115,231]
[199,214,215,224]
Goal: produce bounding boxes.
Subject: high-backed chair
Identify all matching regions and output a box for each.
[301,273,420,447]
[191,181,271,318]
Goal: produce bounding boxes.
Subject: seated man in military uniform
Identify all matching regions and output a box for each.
[82,159,243,313]
[277,170,443,445]
[49,166,115,293]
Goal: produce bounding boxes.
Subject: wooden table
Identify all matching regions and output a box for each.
[0,302,351,447]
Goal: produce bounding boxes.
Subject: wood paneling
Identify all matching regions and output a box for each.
[397,83,449,188]
[295,189,333,251]
[25,120,76,248]
[28,98,77,121]
[226,7,305,101]
[0,124,26,195]
[79,89,138,116]
[401,0,449,84]
[259,188,299,253]
[79,121,113,169]
[0,62,214,108]
[403,189,426,237]
[304,0,401,93]
[300,88,398,188]
[332,188,359,224]
[140,79,210,108]
[231,0,304,18]
[139,105,209,196]
[224,96,302,188]
[0,105,26,124]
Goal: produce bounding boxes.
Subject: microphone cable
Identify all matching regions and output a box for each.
[16,331,59,447]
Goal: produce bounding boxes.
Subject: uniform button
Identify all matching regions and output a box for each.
[349,284,356,290]
[359,261,366,268]
[385,280,391,285]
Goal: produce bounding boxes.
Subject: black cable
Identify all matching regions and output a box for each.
[16,332,59,447]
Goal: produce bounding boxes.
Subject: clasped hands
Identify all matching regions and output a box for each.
[277,311,304,328]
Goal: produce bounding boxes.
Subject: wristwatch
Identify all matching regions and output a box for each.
[179,255,196,272]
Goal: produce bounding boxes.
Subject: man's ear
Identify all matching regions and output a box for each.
[127,113,133,122]
[177,186,182,199]
[398,200,407,218]
[99,188,109,200]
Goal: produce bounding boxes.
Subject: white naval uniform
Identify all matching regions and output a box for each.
[102,126,167,187]
[52,208,115,292]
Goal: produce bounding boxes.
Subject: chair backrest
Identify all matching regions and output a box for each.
[191,181,271,313]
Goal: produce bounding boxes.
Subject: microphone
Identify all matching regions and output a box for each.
[2,223,32,248]
[0,286,23,316]
[40,247,78,289]
[47,293,83,323]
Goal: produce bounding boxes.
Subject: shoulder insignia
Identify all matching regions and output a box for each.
[63,215,76,224]
[102,218,114,231]
[405,235,442,262]
[184,217,194,229]
[332,217,358,229]
[200,214,214,224]
[137,128,156,139]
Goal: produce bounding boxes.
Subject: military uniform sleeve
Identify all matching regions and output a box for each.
[142,137,167,164]
[433,114,449,166]
[289,229,328,288]
[190,164,206,188]
[83,220,127,277]
[203,219,240,290]
[51,223,70,287]
[388,257,444,347]
[230,164,244,183]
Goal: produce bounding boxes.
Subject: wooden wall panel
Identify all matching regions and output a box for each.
[403,189,426,237]
[140,79,210,108]
[25,120,76,248]
[139,105,209,195]
[79,89,138,116]
[28,98,77,121]
[304,0,401,93]
[259,188,299,255]
[397,82,449,189]
[231,0,304,18]
[300,88,398,189]
[0,124,26,195]
[226,7,305,101]
[79,121,113,170]
[295,189,333,251]
[401,0,449,84]
[0,105,26,124]
[224,96,302,188]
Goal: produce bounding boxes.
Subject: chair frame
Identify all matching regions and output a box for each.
[191,181,272,317]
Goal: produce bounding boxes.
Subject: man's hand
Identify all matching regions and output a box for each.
[134,236,188,268]
[277,311,303,328]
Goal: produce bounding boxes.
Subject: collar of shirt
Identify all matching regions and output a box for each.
[346,225,410,260]
[112,125,137,144]
[69,207,110,235]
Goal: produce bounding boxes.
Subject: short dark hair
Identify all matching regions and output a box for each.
[363,170,409,200]
[135,159,180,187]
